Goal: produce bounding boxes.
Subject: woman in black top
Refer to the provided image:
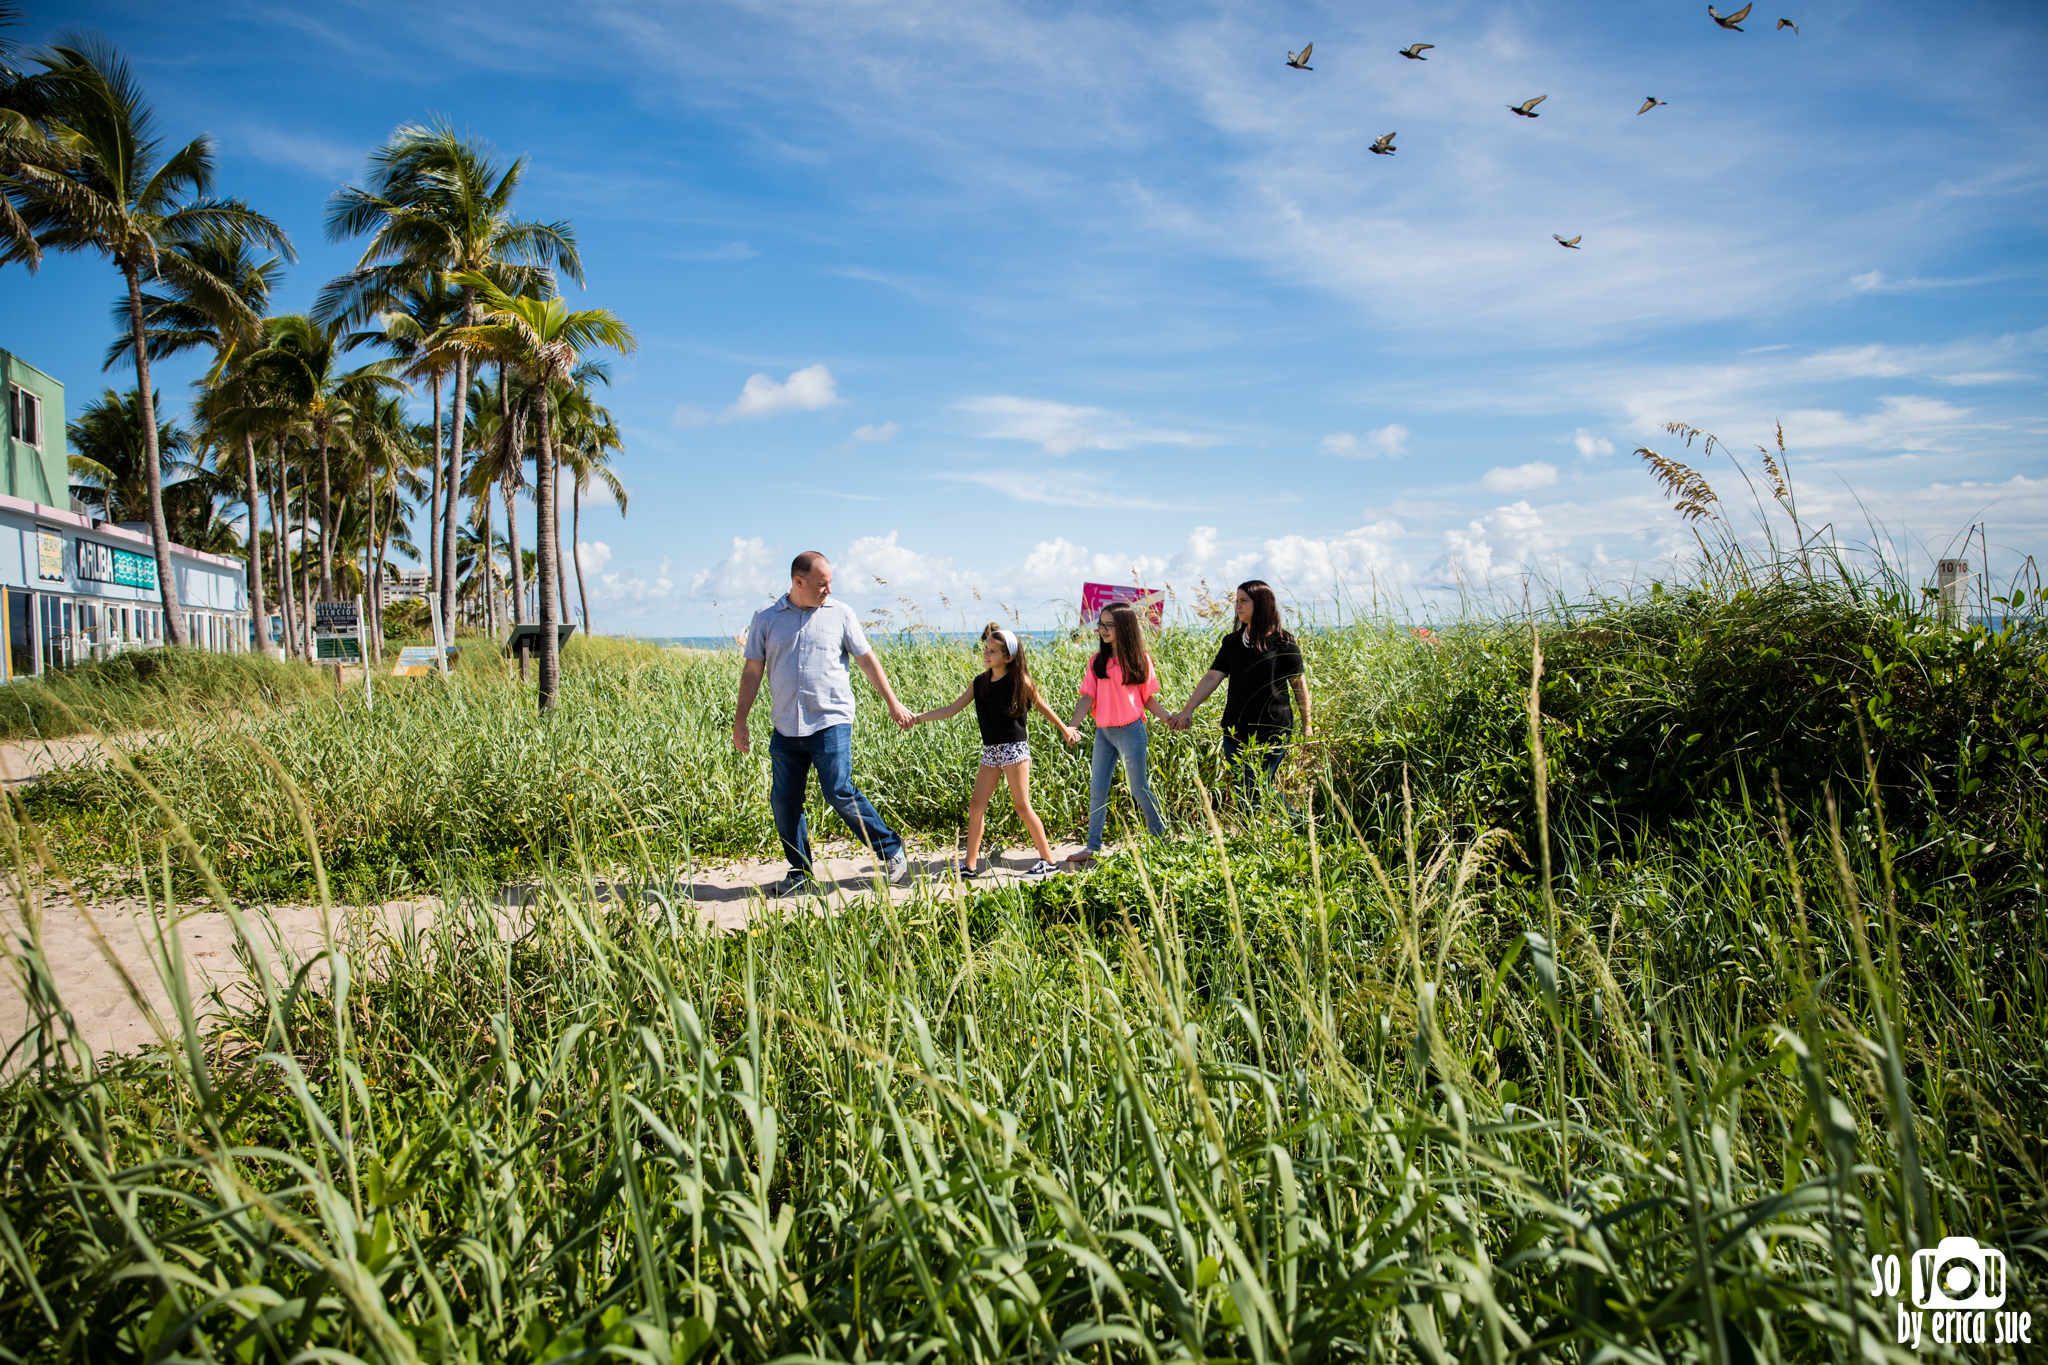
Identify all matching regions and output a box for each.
[1167,580,1310,812]
[909,624,1080,877]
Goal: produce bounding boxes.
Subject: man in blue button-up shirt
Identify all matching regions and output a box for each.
[735,551,914,896]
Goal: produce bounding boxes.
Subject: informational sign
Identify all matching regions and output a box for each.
[391,645,443,677]
[36,530,65,582]
[313,598,374,706]
[75,539,158,589]
[1080,581,1165,627]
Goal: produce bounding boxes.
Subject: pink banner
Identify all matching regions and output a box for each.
[1080,582,1164,627]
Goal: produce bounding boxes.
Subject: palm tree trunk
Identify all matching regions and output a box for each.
[535,386,559,711]
[554,458,571,630]
[574,477,592,638]
[299,474,314,661]
[126,265,186,647]
[480,494,497,639]
[272,446,295,661]
[317,425,334,602]
[427,373,442,606]
[503,471,525,626]
[364,467,380,666]
[442,291,474,639]
[243,431,277,659]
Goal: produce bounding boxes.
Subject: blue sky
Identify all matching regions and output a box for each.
[6,0,2044,634]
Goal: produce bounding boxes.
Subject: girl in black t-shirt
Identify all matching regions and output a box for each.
[909,624,1080,877]
[1167,579,1311,812]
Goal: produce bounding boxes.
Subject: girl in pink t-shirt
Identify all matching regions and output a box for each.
[1066,601,1171,863]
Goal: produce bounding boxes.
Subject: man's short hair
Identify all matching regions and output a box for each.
[791,550,829,580]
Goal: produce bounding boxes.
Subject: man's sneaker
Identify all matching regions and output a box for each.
[766,872,811,898]
[885,852,912,885]
[1068,850,1098,868]
[1024,860,1061,877]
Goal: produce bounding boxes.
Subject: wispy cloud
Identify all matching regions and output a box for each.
[851,421,899,443]
[1321,424,1408,459]
[1482,462,1559,493]
[958,395,1205,456]
[934,468,1189,511]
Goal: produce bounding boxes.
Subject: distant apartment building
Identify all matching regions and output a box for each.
[0,346,251,677]
[381,567,430,607]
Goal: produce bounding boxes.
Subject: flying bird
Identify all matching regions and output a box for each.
[1638,96,1667,115]
[1508,95,1547,118]
[1399,44,1434,60]
[1286,43,1313,70]
[1777,17,1799,32]
[1554,235,1582,249]
[1708,4,1753,30]
[1369,132,1397,155]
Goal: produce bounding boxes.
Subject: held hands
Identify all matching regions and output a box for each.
[1060,723,1081,745]
[889,701,915,731]
[1165,708,1193,733]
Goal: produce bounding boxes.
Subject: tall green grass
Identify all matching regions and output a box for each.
[1,760,2038,1359]
[0,648,330,742]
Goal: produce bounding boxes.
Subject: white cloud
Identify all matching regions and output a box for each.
[1321,424,1408,459]
[579,542,675,604]
[689,536,780,603]
[1482,462,1560,492]
[958,395,1204,456]
[1573,428,1615,458]
[1432,502,1565,591]
[1218,522,1410,601]
[851,420,899,443]
[724,364,842,420]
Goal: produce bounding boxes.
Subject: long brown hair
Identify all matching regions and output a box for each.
[980,621,1037,717]
[1091,601,1149,682]
[1236,579,1291,652]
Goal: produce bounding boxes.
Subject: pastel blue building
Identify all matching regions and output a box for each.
[0,347,250,678]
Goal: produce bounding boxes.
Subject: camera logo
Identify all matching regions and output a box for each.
[1872,1235,2031,1350]
[1914,1237,2006,1312]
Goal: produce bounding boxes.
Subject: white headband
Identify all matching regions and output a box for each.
[993,629,1019,658]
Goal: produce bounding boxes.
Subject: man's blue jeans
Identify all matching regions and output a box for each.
[1088,720,1167,852]
[1222,730,1296,815]
[769,724,903,875]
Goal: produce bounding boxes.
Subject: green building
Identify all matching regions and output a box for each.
[0,348,66,507]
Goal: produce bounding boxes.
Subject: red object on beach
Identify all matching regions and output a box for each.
[1081,582,1165,627]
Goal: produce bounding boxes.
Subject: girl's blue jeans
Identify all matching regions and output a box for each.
[1088,720,1166,851]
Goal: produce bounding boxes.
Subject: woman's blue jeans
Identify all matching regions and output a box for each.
[1222,730,1295,815]
[1088,720,1166,851]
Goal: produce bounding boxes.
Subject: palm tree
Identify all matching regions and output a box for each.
[323,121,579,642]
[107,226,286,654]
[8,34,290,646]
[67,386,188,521]
[555,385,625,637]
[450,273,633,710]
[242,315,403,602]
[361,280,459,613]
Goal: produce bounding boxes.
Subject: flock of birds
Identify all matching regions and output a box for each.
[1287,5,1801,250]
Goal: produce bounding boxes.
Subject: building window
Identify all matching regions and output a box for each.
[9,387,41,447]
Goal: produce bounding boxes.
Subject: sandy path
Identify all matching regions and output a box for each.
[1,835,1094,1067]
[0,732,163,786]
